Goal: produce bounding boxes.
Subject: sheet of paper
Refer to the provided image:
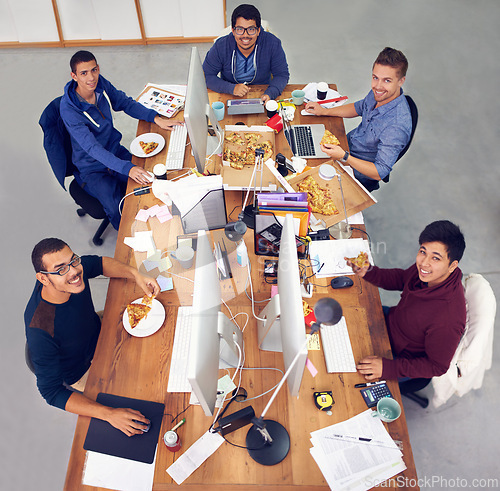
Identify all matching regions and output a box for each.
[309,238,373,278]
[166,431,224,485]
[82,450,155,491]
[309,409,405,491]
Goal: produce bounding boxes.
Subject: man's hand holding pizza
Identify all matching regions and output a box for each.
[320,143,346,161]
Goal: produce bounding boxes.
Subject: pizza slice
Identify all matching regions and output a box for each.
[141,294,155,307]
[244,132,262,146]
[126,303,152,329]
[297,175,339,215]
[320,130,340,146]
[346,251,369,269]
[139,141,159,154]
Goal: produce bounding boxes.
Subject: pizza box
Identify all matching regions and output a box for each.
[221,125,279,191]
[287,160,377,227]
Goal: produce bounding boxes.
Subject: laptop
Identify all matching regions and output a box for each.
[283,119,330,159]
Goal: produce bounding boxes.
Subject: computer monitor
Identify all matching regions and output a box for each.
[256,214,308,397]
[184,46,223,173]
[187,229,244,416]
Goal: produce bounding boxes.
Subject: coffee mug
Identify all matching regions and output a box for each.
[153,163,167,180]
[265,99,279,118]
[211,101,225,121]
[317,81,328,100]
[171,246,194,269]
[371,397,401,423]
[291,89,305,105]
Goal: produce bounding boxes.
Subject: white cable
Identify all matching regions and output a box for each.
[205,126,223,167]
[210,339,244,428]
[118,186,152,216]
[168,272,194,283]
[246,260,266,321]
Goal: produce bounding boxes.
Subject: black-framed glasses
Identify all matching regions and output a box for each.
[40,255,82,276]
[233,26,258,35]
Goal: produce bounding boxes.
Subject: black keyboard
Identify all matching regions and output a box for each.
[293,126,316,156]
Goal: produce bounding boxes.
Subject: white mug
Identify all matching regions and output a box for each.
[171,246,194,269]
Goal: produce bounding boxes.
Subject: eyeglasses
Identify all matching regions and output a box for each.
[233,26,258,36]
[40,255,82,276]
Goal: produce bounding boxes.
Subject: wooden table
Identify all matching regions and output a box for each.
[64,85,419,490]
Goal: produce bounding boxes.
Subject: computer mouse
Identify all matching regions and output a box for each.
[133,419,151,433]
[330,276,354,289]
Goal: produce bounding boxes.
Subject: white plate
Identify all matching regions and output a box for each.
[130,133,165,158]
[122,298,165,337]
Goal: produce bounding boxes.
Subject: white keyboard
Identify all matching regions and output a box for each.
[165,124,188,170]
[167,306,193,392]
[320,317,357,373]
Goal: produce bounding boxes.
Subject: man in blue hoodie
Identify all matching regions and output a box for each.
[203,4,289,103]
[60,50,181,230]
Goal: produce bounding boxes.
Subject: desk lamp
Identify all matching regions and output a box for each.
[246,297,343,465]
[328,172,352,239]
[238,148,265,229]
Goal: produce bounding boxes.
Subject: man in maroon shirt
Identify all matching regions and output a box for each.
[348,220,466,380]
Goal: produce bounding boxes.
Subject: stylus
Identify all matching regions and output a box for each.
[354,380,386,388]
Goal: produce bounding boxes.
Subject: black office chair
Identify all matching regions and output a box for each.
[399,377,431,408]
[39,97,110,246]
[381,94,419,185]
[25,342,36,375]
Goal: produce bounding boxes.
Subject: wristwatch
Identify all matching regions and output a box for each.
[340,151,350,163]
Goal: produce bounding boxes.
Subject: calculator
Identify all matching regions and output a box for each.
[360,382,393,408]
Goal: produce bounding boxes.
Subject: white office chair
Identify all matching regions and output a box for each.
[432,273,496,407]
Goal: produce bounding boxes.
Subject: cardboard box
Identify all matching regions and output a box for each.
[221,125,279,191]
[287,161,377,227]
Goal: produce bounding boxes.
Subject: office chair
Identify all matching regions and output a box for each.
[25,342,36,375]
[381,95,418,185]
[400,273,496,409]
[39,97,110,246]
[399,377,431,408]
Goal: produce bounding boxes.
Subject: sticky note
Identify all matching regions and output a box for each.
[306,358,318,377]
[157,275,173,292]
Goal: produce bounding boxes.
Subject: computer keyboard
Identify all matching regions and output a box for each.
[165,124,188,170]
[293,125,316,156]
[320,317,357,373]
[167,306,193,392]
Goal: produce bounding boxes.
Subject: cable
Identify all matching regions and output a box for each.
[118,186,152,216]
[168,272,194,283]
[246,259,266,321]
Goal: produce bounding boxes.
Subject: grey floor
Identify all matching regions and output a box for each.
[2,1,499,489]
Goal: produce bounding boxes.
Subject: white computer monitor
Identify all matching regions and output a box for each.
[257,214,308,397]
[187,230,244,416]
[184,46,223,174]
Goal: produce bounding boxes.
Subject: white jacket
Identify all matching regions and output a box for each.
[432,274,496,407]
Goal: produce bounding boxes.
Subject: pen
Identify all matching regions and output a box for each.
[354,380,386,388]
[170,418,186,432]
[326,434,396,449]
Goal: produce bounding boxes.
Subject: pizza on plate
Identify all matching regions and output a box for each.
[320,130,340,146]
[297,175,339,215]
[126,302,152,329]
[139,140,159,155]
[346,251,369,269]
